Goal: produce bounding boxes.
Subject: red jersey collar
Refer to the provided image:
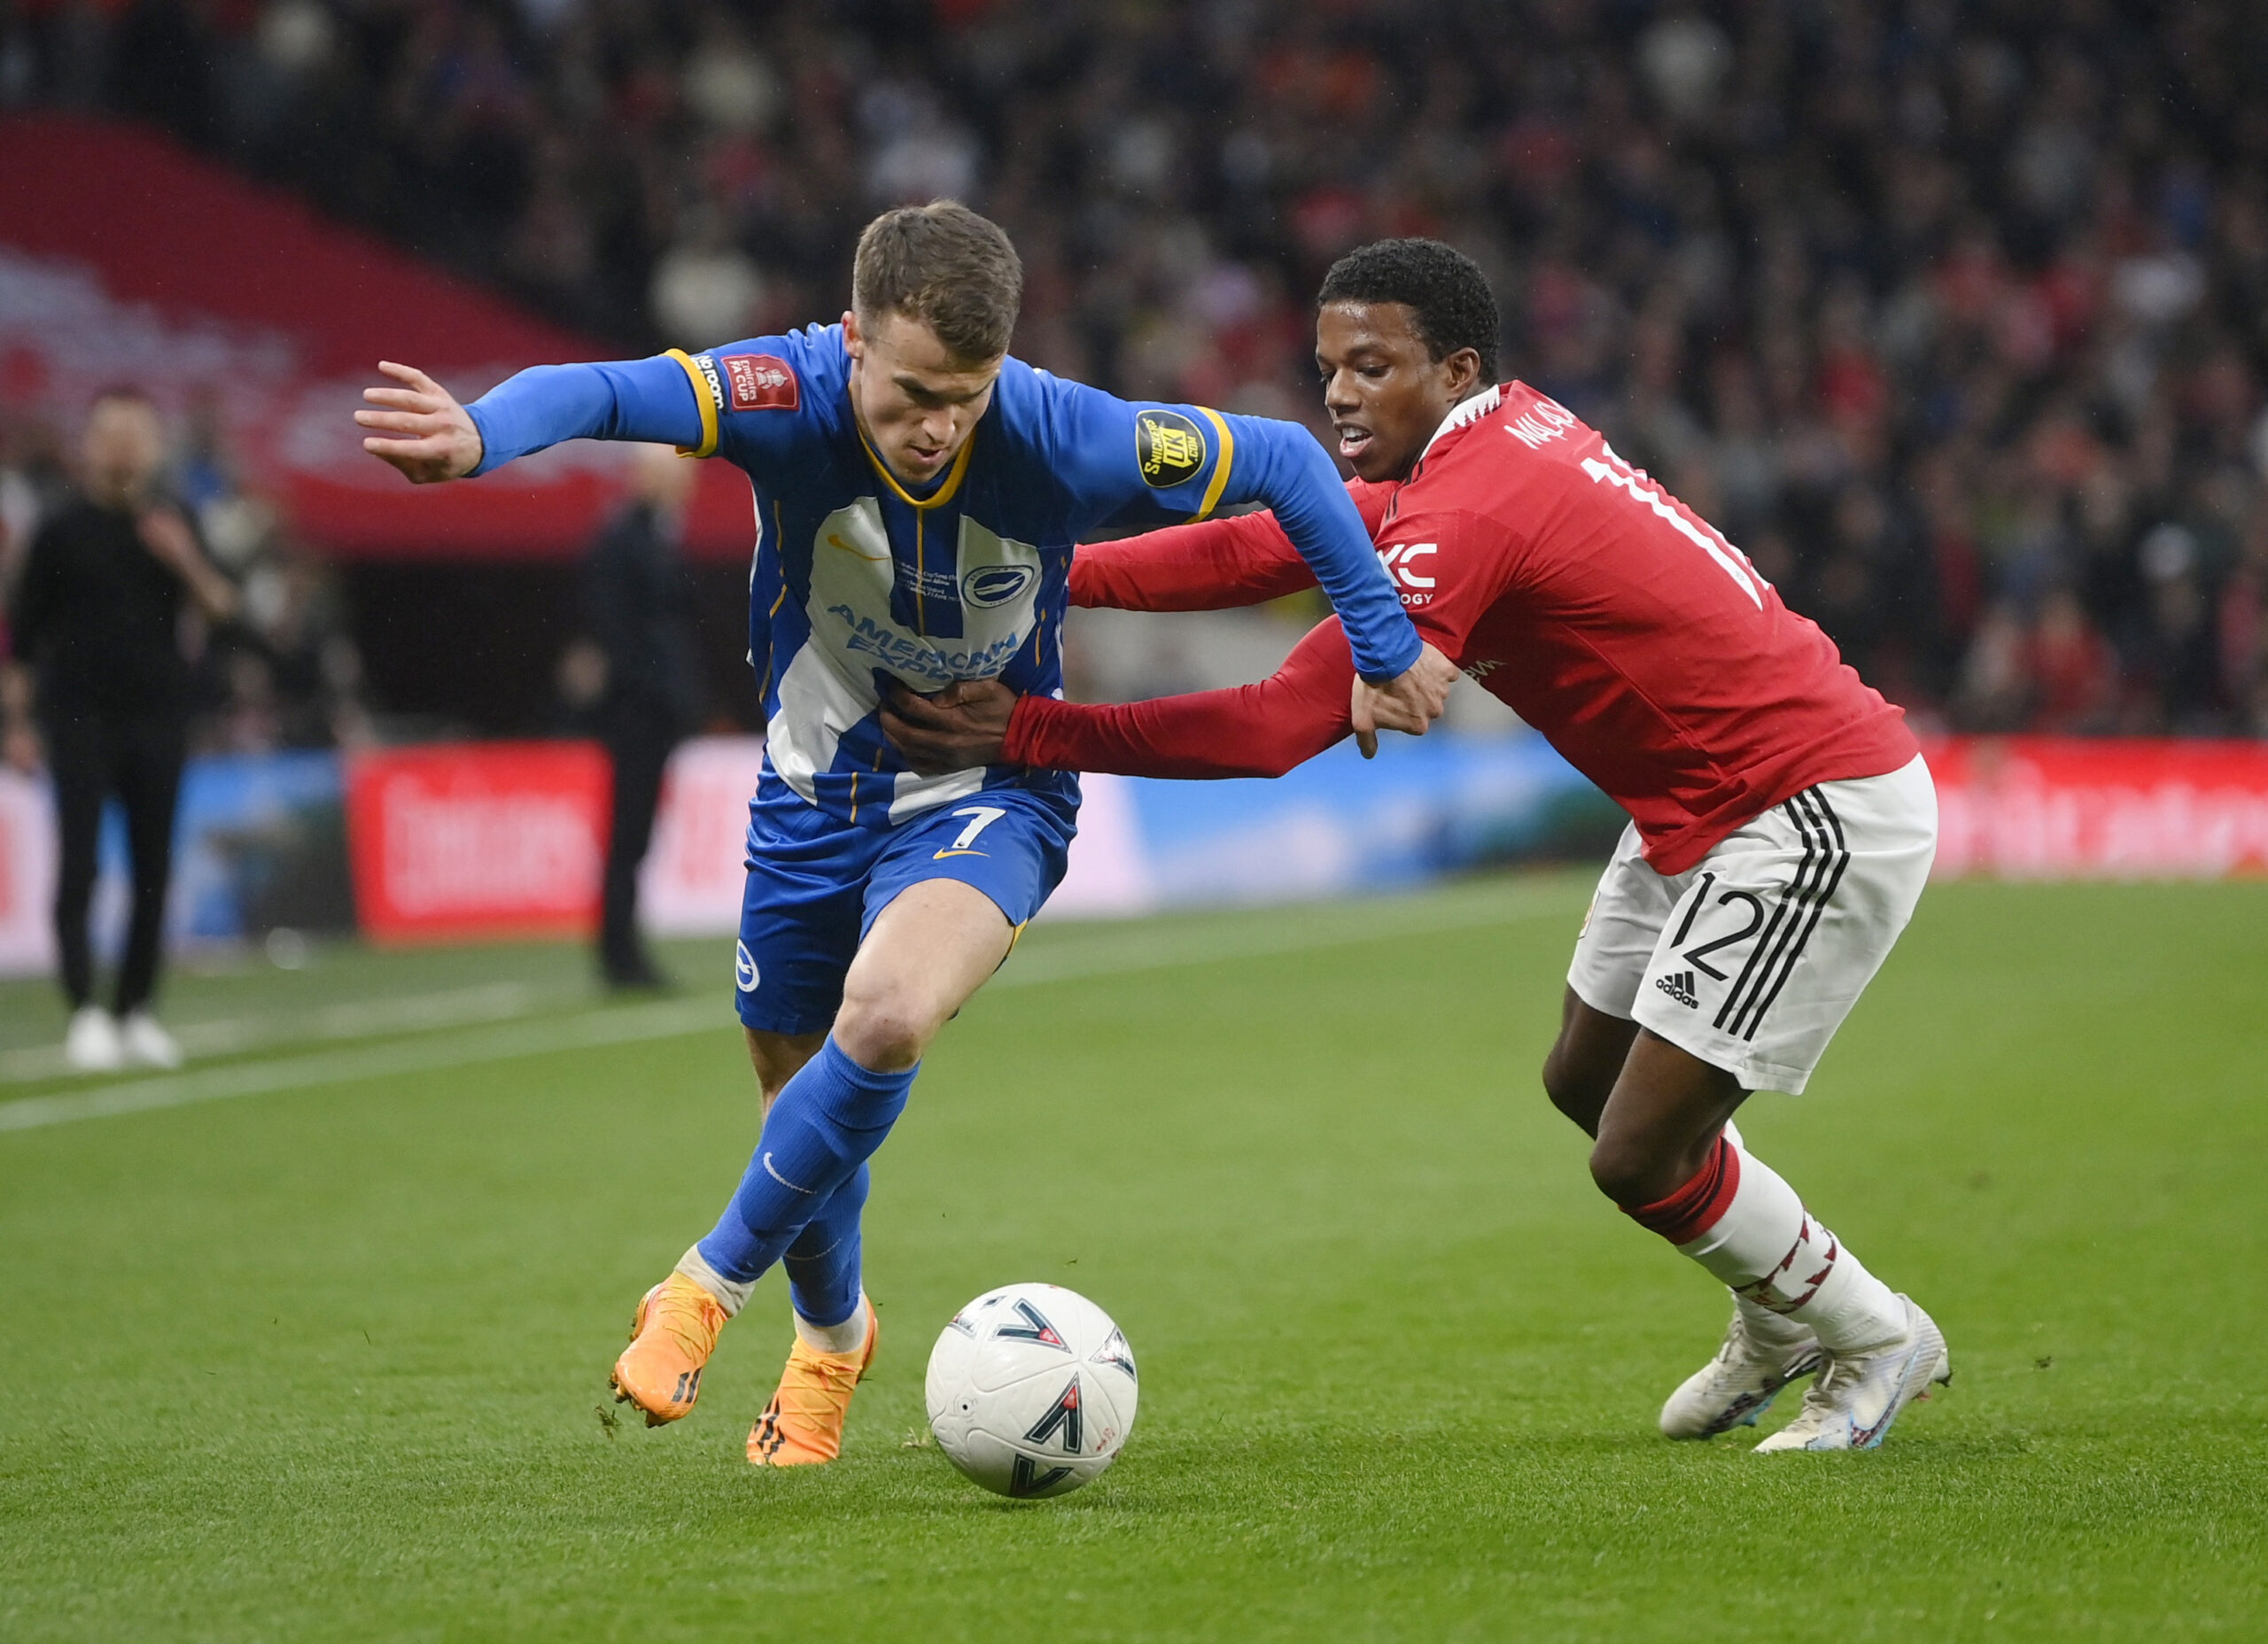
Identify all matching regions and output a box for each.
[1418,383,1510,462]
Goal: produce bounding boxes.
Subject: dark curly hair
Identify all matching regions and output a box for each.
[1317,239,1500,383]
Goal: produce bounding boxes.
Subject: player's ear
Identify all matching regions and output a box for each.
[842,309,864,356]
[1444,345,1485,399]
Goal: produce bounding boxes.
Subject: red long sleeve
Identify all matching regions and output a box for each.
[1069,478,1399,611]
[1068,511,1313,611]
[1006,618,1356,778]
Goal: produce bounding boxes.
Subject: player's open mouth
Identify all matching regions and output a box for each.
[1336,424,1372,460]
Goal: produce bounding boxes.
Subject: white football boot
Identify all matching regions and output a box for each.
[64,1005,124,1072]
[1753,1294,1951,1453]
[118,1011,184,1070]
[1659,1299,1825,1439]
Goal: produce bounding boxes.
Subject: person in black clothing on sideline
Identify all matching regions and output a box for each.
[585,444,701,989]
[2,390,237,1071]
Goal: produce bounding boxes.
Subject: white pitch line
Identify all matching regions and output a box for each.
[0,996,723,1135]
[0,882,1582,1136]
[0,981,546,1083]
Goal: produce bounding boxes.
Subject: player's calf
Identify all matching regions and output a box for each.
[1620,1128,1946,1447]
[1622,1130,1911,1350]
[1584,1025,1749,1207]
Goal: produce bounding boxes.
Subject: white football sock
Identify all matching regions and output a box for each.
[1644,1137,1907,1354]
[674,1245,753,1318]
[1734,1290,1815,1346]
[1775,1226,1907,1353]
[793,1292,869,1356]
[1711,1121,1831,1346]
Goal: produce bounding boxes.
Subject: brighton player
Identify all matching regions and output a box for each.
[358,204,1451,1464]
[885,239,1951,1452]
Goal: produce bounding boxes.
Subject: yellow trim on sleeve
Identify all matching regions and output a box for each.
[1193,407,1235,520]
[664,348,720,459]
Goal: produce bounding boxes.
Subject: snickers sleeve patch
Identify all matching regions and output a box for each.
[721,353,800,413]
[1131,407,1235,519]
[1135,408,1208,488]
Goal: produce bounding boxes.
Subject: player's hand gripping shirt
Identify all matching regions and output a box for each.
[1007,383,1920,875]
[463,325,1418,827]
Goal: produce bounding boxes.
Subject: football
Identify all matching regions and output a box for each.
[924,1283,1138,1499]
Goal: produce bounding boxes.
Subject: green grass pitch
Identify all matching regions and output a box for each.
[1,872,2263,1640]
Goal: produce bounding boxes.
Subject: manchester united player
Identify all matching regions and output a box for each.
[885,239,1953,1452]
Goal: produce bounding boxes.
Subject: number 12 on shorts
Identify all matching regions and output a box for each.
[934,804,1009,858]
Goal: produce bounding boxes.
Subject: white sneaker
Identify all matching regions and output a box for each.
[118,1010,184,1070]
[1659,1302,1824,1439]
[1753,1295,1951,1453]
[64,1005,124,1072]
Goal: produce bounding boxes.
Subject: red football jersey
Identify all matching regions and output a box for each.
[1010,383,1919,875]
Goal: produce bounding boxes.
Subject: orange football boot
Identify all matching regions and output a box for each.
[747,1297,880,1466]
[610,1273,729,1427]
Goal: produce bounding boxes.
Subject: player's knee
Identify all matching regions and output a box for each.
[831,987,934,1073]
[1587,1133,1670,1208]
[1541,1042,1609,1134]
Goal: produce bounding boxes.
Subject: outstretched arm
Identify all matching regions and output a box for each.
[358,354,706,483]
[1050,376,1420,693]
[1072,473,1396,609]
[1070,510,1316,612]
[1186,416,1416,686]
[884,620,1362,779]
[1066,467,1456,733]
[1209,431,1463,740]
[1014,619,1358,777]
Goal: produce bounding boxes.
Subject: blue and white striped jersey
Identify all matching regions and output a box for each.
[466,322,1418,828]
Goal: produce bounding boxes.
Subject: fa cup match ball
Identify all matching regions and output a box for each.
[924,1283,1138,1498]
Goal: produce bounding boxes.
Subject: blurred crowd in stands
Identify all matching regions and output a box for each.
[4,0,2268,736]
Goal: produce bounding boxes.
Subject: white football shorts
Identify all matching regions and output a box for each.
[1566,754,1936,1095]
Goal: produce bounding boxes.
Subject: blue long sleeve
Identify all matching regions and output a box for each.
[465,356,705,476]
[1046,362,1422,684]
[1216,414,1420,683]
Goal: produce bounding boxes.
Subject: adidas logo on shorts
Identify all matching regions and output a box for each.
[1654,969,1700,1009]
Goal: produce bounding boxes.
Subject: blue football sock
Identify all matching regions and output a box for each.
[781,1163,869,1329]
[695,1038,912,1288]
